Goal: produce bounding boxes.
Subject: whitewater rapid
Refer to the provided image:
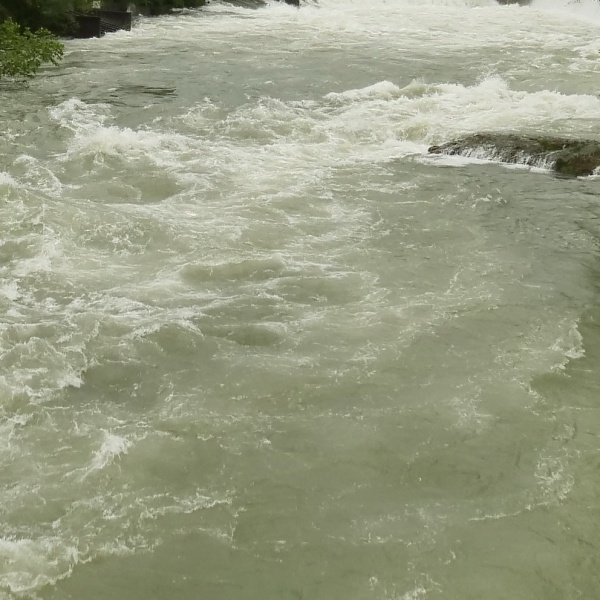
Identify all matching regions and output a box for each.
[1,1,600,598]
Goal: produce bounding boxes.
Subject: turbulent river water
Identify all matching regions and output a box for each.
[2,0,600,598]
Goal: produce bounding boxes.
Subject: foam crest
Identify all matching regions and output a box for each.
[0,537,78,594]
[88,432,132,474]
[49,98,111,133]
[11,155,64,198]
[0,339,85,405]
[295,76,600,165]
[404,76,600,144]
[210,76,600,169]
[325,80,403,103]
[551,319,585,369]
[49,99,193,168]
[535,454,574,502]
[138,491,232,521]
[0,293,98,406]
[43,76,600,198]
[0,172,17,188]
[12,238,61,277]
[0,281,19,302]
[0,406,235,594]
[65,122,192,165]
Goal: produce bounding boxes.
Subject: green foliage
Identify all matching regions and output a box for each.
[0,18,64,80]
[0,0,207,32]
[0,0,94,35]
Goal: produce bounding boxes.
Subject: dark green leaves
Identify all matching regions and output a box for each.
[0,18,64,80]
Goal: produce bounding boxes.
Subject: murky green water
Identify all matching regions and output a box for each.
[1,0,600,598]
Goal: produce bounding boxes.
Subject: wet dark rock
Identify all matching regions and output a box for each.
[428,133,600,177]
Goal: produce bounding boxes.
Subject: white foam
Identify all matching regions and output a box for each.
[56,370,84,389]
[88,431,132,473]
[0,537,78,594]
[12,155,65,197]
[48,101,192,168]
[49,98,111,133]
[67,125,192,164]
[0,172,17,187]
[550,319,585,370]
[312,75,600,167]
[49,98,193,167]
[401,588,429,600]
[13,239,61,277]
[535,454,574,502]
[416,76,600,143]
[0,280,20,302]
[138,491,232,521]
[325,80,404,103]
[45,74,600,196]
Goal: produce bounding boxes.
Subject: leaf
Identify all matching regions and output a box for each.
[0,18,64,81]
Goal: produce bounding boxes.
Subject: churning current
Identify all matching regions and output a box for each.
[1,0,600,598]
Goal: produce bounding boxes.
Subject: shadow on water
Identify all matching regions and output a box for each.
[95,84,178,107]
[115,84,177,97]
[69,84,179,108]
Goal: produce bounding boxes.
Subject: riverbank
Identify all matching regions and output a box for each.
[0,0,208,36]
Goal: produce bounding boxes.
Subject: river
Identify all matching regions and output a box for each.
[1,0,600,598]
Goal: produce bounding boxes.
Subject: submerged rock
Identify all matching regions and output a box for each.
[428,133,600,177]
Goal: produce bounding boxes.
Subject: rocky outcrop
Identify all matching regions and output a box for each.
[428,133,600,177]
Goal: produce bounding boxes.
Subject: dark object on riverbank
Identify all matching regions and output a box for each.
[428,133,600,177]
[74,9,132,37]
